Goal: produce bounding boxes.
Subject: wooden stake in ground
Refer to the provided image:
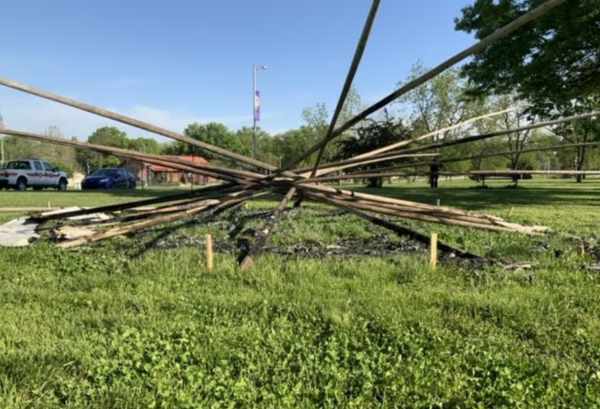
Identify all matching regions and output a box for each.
[205,234,214,272]
[430,233,438,270]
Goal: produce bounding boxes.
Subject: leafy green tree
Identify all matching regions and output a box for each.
[128,137,161,155]
[455,0,600,179]
[398,63,504,172]
[298,87,363,167]
[550,98,600,182]
[3,126,78,175]
[336,111,413,188]
[165,122,251,166]
[77,126,129,172]
[271,126,318,168]
[399,63,483,140]
[455,0,599,113]
[232,126,275,165]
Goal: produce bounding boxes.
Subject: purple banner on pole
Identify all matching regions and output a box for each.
[254,90,261,122]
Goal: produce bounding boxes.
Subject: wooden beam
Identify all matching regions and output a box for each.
[305,191,517,233]
[348,141,600,176]
[300,108,515,177]
[281,0,570,171]
[309,193,489,261]
[239,187,297,271]
[4,128,263,183]
[57,189,268,249]
[33,183,239,222]
[0,78,277,172]
[307,0,381,177]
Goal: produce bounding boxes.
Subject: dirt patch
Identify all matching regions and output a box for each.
[153,235,423,258]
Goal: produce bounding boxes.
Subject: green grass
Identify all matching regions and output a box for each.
[1,179,600,408]
[0,187,183,208]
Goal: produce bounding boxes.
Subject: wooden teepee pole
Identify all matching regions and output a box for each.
[281,0,570,171]
[4,128,263,184]
[300,111,600,178]
[307,0,381,178]
[309,193,488,261]
[299,108,515,177]
[0,78,277,172]
[239,187,298,271]
[239,0,382,269]
[57,189,268,249]
[34,183,238,222]
[346,141,600,177]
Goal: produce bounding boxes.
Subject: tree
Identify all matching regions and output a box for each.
[233,126,275,165]
[271,126,318,168]
[456,0,600,179]
[299,87,363,166]
[398,62,504,173]
[3,126,78,175]
[336,111,413,188]
[455,0,600,113]
[128,137,161,155]
[399,63,483,141]
[550,97,600,182]
[77,126,129,172]
[165,122,250,165]
[488,95,535,170]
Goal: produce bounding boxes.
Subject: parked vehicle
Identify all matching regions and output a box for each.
[81,168,137,190]
[0,159,68,191]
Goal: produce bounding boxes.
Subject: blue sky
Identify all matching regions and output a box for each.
[0,0,475,141]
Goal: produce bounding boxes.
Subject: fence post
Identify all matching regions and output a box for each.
[205,234,213,272]
[430,233,438,270]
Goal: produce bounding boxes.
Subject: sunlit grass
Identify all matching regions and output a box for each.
[0,178,600,407]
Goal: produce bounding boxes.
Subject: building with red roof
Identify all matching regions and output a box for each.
[119,156,213,186]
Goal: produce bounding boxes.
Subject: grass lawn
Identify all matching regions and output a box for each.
[1,179,600,408]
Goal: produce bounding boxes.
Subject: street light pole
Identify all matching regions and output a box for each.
[252,65,267,163]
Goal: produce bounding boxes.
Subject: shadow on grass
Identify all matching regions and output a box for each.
[353,180,600,210]
[67,188,186,199]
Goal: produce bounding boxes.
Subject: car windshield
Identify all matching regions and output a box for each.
[90,169,118,177]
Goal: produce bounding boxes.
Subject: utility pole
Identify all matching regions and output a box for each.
[252,65,267,163]
[0,109,5,166]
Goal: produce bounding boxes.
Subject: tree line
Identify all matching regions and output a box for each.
[1,0,598,184]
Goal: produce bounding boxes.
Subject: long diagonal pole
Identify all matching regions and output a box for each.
[307,0,381,178]
[239,0,382,271]
[297,110,600,180]
[347,141,600,178]
[296,108,516,177]
[281,0,570,171]
[0,77,276,172]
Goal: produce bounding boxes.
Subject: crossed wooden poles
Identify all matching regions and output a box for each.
[2,0,591,269]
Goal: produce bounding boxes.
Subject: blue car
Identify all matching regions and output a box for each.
[82,168,137,190]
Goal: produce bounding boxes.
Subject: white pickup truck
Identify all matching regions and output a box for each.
[0,159,68,191]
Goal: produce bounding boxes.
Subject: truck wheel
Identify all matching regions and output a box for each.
[16,177,27,191]
[57,179,68,191]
